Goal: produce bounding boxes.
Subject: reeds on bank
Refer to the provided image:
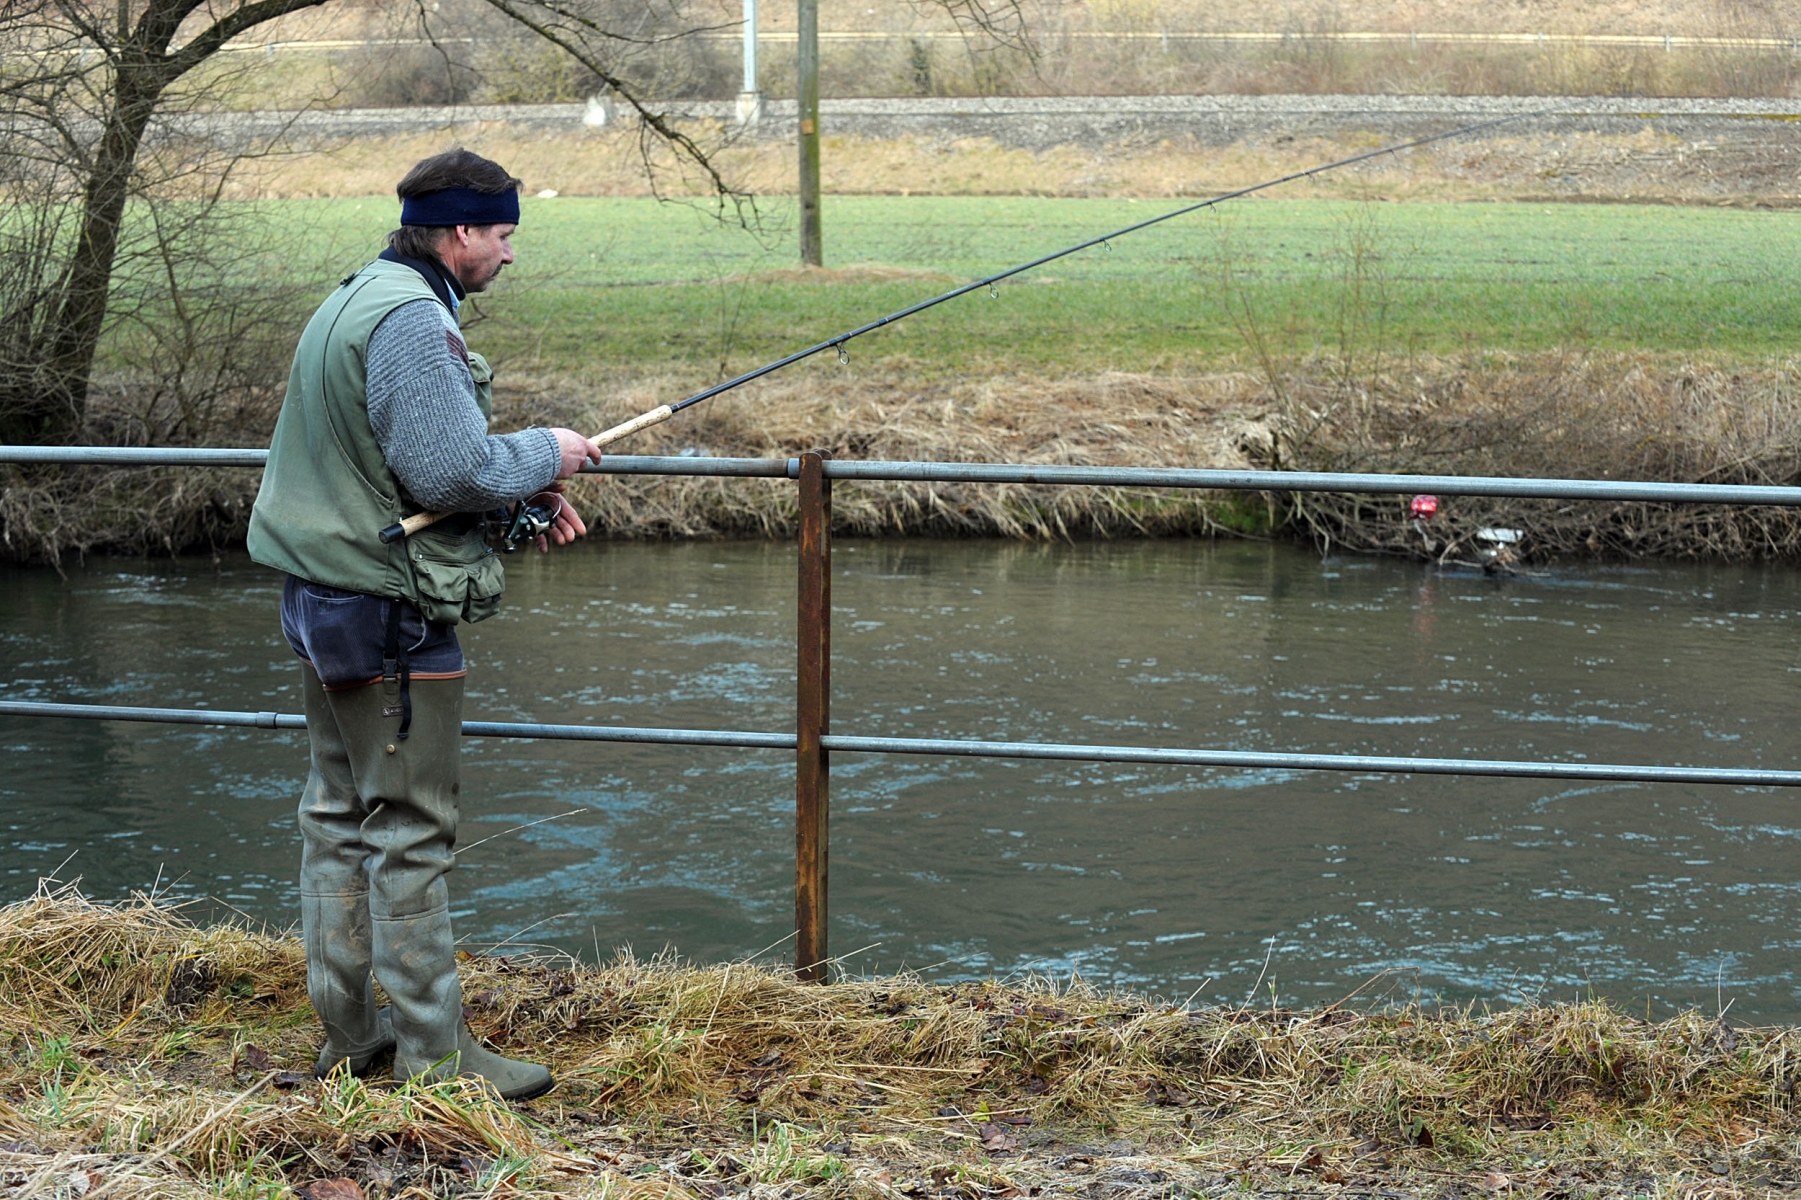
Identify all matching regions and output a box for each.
[519,351,1801,565]
[0,885,1796,1198]
[4,353,1800,567]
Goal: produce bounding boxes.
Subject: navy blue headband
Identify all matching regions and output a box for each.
[399,186,520,228]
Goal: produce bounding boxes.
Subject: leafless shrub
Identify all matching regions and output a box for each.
[1259,354,1801,564]
[1216,198,1801,565]
[356,45,483,107]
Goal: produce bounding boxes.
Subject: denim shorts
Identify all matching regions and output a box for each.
[280,576,465,690]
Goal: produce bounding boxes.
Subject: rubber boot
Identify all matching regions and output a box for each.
[380,905,556,1101]
[323,673,553,1102]
[297,664,396,1077]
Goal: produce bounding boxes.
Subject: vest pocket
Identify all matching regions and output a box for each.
[406,525,505,624]
[468,350,494,422]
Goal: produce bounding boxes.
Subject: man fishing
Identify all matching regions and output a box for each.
[246,148,599,1100]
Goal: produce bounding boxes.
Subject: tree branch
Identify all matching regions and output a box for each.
[136,0,217,57]
[477,0,754,217]
[166,0,331,78]
[911,0,1040,61]
[48,0,114,55]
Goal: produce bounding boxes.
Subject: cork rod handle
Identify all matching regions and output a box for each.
[592,404,674,448]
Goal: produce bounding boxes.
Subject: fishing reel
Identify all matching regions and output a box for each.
[497,492,565,552]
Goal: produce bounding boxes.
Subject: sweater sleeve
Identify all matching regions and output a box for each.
[365,298,560,512]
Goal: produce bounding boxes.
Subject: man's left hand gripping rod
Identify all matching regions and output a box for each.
[376,405,675,544]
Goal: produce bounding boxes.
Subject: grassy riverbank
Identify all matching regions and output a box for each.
[8,352,1798,564]
[2,887,1797,1198]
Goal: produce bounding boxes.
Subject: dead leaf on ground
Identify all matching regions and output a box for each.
[980,1122,1019,1153]
[296,1181,366,1200]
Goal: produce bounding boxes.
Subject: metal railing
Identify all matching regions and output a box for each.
[12,445,1801,506]
[4,446,1798,978]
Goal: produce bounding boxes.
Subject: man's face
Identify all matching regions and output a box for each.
[445,222,516,293]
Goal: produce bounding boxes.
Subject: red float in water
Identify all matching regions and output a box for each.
[1410,494,1439,520]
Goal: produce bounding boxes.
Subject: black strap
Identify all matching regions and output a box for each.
[382,599,400,682]
[383,599,413,741]
[377,247,465,318]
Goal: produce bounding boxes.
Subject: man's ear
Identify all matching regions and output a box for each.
[451,225,473,247]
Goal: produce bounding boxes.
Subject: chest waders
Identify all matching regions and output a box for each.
[259,261,552,1100]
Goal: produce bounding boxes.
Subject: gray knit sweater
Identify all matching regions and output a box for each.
[366,298,560,512]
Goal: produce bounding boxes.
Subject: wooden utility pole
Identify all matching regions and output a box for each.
[797,0,822,266]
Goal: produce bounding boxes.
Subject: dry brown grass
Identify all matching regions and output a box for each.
[234,124,1801,208]
[1255,352,1801,563]
[0,402,278,566]
[502,352,1801,564]
[9,354,1801,567]
[499,365,1273,543]
[1,886,1799,1198]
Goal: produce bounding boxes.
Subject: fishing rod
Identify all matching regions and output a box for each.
[380,108,1541,545]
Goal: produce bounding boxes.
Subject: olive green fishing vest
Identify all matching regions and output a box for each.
[247,259,504,624]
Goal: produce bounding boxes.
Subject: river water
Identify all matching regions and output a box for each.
[3,540,1799,1018]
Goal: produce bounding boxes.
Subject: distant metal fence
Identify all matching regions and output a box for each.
[3,446,1797,978]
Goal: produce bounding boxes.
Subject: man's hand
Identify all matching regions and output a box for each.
[551,428,601,479]
[528,486,588,553]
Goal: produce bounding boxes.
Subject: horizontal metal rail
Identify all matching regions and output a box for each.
[3,700,1795,788]
[0,447,273,466]
[805,460,1801,505]
[7,447,1799,506]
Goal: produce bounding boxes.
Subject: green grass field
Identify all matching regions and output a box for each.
[286,196,1800,378]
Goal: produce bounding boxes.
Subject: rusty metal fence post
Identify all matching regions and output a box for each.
[795,451,831,981]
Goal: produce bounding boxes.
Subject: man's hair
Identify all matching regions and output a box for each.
[387,148,523,260]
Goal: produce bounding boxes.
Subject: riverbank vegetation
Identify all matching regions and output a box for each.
[6,351,1799,568]
[4,197,1798,564]
[1,886,1797,1198]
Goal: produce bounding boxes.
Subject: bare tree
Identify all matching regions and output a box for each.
[0,0,759,448]
[0,0,345,445]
